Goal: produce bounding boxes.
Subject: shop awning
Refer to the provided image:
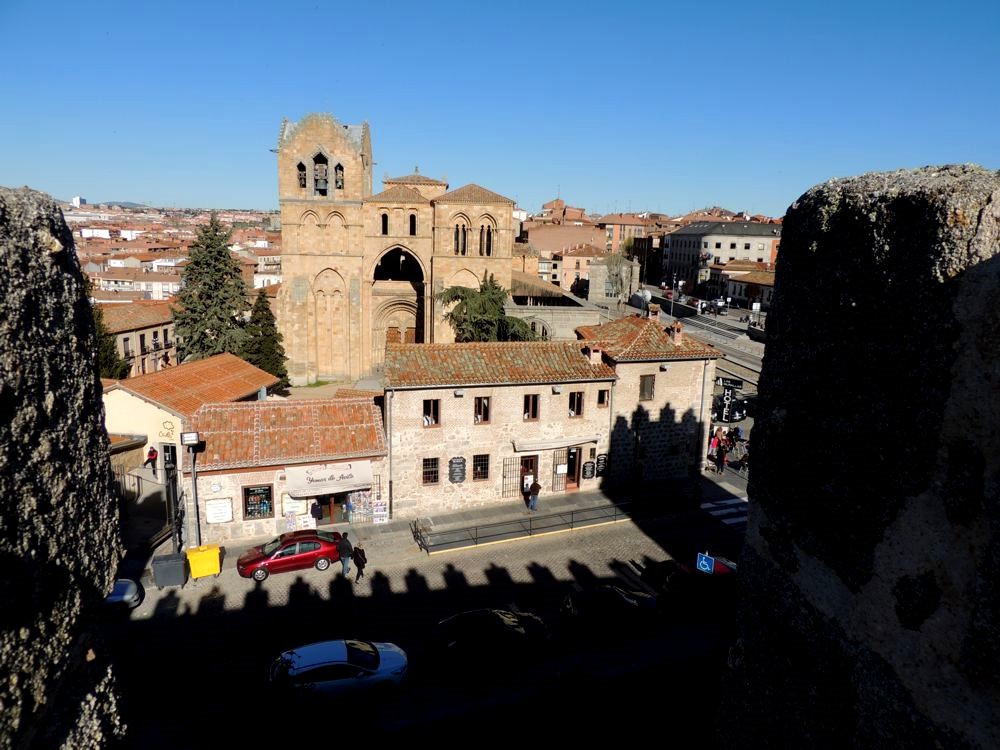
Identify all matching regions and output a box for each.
[512,435,601,452]
[285,460,373,498]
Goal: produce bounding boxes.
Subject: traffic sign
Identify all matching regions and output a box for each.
[696,552,715,574]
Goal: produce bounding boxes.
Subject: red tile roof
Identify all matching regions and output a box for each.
[386,172,448,186]
[384,342,615,388]
[191,397,386,470]
[596,213,651,226]
[576,316,719,362]
[365,185,430,204]
[109,353,279,417]
[99,300,174,333]
[728,271,776,286]
[435,184,514,205]
[554,244,609,258]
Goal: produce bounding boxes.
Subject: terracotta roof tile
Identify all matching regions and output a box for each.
[434,183,514,205]
[554,244,610,258]
[728,271,776,286]
[386,172,448,186]
[384,342,615,388]
[113,352,279,417]
[99,301,174,333]
[365,185,430,204]
[191,397,386,470]
[576,316,719,362]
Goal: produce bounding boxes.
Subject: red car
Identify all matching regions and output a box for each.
[237,530,342,582]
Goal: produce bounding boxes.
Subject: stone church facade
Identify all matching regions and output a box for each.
[275,113,515,385]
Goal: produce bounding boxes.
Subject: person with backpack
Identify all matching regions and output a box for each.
[143,446,158,478]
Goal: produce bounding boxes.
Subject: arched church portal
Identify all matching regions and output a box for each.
[371,247,426,367]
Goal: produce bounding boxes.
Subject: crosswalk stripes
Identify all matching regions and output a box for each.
[700,496,749,529]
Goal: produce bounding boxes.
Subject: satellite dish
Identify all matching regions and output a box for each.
[641,289,652,302]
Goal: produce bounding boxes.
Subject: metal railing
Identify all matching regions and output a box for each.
[411,502,635,554]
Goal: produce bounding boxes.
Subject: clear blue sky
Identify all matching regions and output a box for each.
[1,0,996,217]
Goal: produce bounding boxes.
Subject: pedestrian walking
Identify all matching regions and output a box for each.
[715,441,728,475]
[143,446,158,478]
[353,542,367,583]
[528,480,542,512]
[337,532,353,578]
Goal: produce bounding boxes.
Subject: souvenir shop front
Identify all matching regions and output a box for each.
[284,459,388,526]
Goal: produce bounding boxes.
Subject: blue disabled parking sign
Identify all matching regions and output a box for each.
[696,552,715,574]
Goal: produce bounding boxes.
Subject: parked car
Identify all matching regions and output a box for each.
[269,639,408,697]
[433,609,550,667]
[237,530,342,582]
[104,578,143,611]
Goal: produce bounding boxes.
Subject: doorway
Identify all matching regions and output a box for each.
[566,447,581,491]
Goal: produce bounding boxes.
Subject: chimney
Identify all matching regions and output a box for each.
[586,345,603,365]
[668,320,683,345]
[647,303,661,321]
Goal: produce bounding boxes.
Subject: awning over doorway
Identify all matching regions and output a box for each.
[512,435,601,452]
[285,460,373,498]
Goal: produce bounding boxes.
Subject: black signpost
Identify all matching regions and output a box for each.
[595,453,608,476]
[582,461,596,479]
[448,457,466,483]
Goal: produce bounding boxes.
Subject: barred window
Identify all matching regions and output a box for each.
[243,485,274,520]
[422,458,439,485]
[473,454,489,481]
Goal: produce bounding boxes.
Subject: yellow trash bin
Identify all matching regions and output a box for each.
[186,545,221,579]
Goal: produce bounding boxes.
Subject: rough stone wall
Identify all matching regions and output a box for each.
[725,166,1000,747]
[0,188,124,747]
[388,384,610,517]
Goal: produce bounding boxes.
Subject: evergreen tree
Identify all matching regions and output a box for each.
[438,273,536,342]
[241,288,289,390]
[172,214,250,361]
[93,303,130,379]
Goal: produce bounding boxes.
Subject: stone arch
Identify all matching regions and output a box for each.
[526,317,550,340]
[476,213,497,228]
[372,298,419,368]
[445,268,480,290]
[312,268,349,378]
[368,246,427,361]
[300,209,320,226]
[325,211,347,253]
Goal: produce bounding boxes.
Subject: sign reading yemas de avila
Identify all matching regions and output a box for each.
[285,460,373,497]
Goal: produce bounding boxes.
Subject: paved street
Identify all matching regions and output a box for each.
[102,484,745,745]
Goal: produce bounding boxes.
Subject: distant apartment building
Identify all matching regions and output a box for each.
[597,213,651,252]
[90,268,182,301]
[71,196,87,207]
[665,221,781,291]
[99,301,177,376]
[553,244,610,291]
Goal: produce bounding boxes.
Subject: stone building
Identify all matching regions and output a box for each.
[184,397,387,543]
[382,316,717,518]
[99,300,177,376]
[275,113,517,384]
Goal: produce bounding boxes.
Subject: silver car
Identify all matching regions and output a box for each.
[269,639,407,696]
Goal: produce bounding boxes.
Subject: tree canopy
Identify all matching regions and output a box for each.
[241,288,288,391]
[172,214,250,361]
[438,273,536,342]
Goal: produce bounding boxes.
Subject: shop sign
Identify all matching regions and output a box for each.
[582,461,596,479]
[595,454,608,476]
[282,494,307,516]
[448,457,466,484]
[285,460,373,497]
[556,464,568,475]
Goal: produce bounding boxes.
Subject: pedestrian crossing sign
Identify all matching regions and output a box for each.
[696,552,715,574]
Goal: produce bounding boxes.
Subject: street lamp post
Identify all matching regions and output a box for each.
[669,272,677,318]
[180,431,201,547]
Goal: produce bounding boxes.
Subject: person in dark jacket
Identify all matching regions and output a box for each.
[353,542,367,583]
[337,532,353,577]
